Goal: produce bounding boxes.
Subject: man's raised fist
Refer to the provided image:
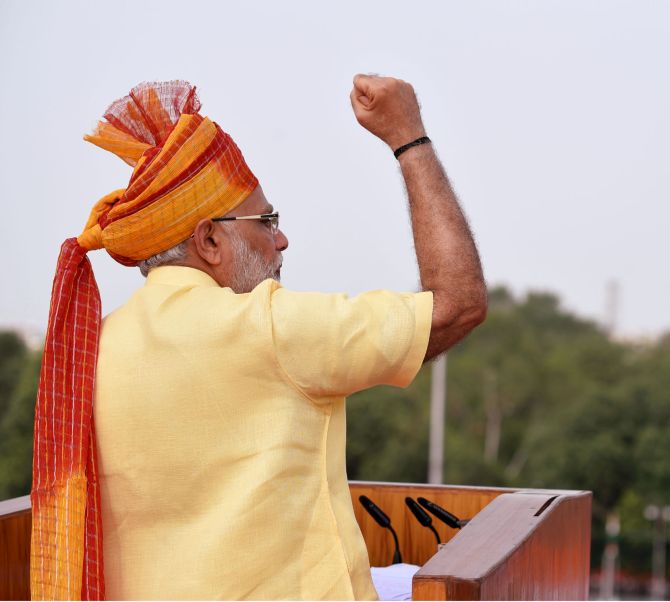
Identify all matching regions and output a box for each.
[350,74,427,151]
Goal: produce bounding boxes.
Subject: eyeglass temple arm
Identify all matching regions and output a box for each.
[216,213,277,221]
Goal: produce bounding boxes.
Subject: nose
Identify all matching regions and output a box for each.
[275,228,289,252]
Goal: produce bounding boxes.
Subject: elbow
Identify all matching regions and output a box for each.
[425,288,487,361]
[469,286,488,327]
[432,285,488,336]
[449,281,488,327]
[455,282,488,333]
[457,294,487,333]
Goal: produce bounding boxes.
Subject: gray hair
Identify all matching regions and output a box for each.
[138,239,190,277]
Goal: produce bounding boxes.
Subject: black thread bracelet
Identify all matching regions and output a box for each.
[393,136,431,159]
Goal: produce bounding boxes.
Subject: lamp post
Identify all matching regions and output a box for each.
[428,354,447,484]
[600,512,620,600]
[643,504,670,600]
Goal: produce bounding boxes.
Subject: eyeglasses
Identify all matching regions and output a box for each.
[212,212,279,235]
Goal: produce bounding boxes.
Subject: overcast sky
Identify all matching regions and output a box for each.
[1,0,668,340]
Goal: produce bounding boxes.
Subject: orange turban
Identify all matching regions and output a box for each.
[30,81,257,600]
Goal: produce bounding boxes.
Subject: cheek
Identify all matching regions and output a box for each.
[264,238,278,260]
[258,229,277,253]
[249,229,276,259]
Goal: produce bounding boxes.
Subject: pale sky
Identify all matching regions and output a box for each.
[1,0,668,340]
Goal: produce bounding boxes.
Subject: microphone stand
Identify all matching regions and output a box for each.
[359,495,403,565]
[389,527,402,564]
[405,496,441,545]
[428,524,441,546]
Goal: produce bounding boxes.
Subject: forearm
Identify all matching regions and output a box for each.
[399,143,487,350]
[348,73,487,356]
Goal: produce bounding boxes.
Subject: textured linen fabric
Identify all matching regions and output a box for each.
[93,266,432,600]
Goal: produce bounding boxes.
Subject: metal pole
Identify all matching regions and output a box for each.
[600,512,619,600]
[428,354,447,484]
[653,512,666,601]
[644,504,668,601]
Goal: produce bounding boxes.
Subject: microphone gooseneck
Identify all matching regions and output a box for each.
[390,528,402,564]
[405,497,441,545]
[358,495,403,564]
[417,497,467,530]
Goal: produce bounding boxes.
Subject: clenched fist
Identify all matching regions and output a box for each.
[350,74,427,151]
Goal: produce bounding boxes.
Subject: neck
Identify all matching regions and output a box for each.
[176,257,227,288]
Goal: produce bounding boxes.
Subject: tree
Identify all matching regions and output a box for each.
[0,331,28,424]
[0,341,40,499]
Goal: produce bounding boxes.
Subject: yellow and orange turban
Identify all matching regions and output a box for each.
[30,81,258,600]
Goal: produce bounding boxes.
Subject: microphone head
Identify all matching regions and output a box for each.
[417,496,461,529]
[359,495,391,528]
[405,496,433,527]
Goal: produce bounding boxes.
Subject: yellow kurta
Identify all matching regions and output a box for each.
[94,266,432,600]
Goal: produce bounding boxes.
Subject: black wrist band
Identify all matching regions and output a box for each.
[393,136,431,159]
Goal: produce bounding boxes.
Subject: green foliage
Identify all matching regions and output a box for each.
[0,331,28,424]
[617,489,654,574]
[0,334,40,499]
[347,367,431,483]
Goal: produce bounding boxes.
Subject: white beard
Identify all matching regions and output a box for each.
[228,232,282,293]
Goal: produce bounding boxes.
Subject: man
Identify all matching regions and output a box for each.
[31,75,486,601]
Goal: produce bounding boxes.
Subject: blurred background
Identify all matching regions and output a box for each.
[1,1,668,598]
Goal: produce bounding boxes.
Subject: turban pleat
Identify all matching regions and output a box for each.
[31,81,258,600]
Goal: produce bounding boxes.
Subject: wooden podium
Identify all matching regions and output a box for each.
[350,482,591,600]
[0,482,591,600]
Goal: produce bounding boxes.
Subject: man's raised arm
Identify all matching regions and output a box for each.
[350,74,487,361]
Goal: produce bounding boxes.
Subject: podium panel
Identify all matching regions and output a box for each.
[0,495,30,601]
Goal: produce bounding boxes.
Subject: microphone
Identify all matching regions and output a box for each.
[358,495,402,564]
[417,497,469,529]
[405,497,441,545]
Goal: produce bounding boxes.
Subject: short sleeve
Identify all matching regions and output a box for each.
[270,288,433,400]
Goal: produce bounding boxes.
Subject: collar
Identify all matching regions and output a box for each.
[145,266,221,288]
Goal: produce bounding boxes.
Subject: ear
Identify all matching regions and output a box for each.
[191,219,226,266]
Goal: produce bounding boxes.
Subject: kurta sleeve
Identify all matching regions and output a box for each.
[270,288,433,399]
